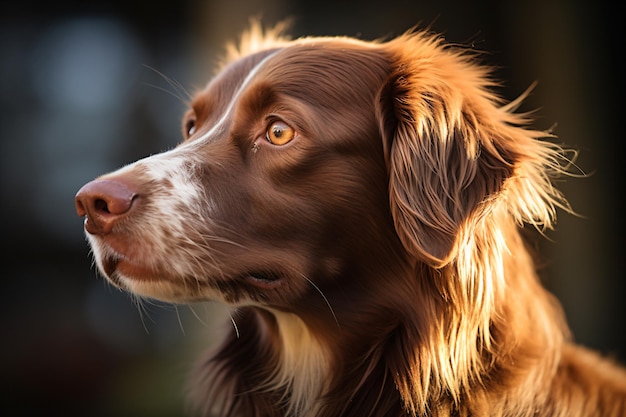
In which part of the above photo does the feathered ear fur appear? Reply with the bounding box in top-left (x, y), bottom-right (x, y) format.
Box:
top-left (377, 32), bottom-right (572, 268)
top-left (375, 33), bottom-right (574, 413)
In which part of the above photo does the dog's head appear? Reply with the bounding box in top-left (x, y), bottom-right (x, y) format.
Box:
top-left (75, 24), bottom-right (569, 312)
top-left (75, 24), bottom-right (576, 416)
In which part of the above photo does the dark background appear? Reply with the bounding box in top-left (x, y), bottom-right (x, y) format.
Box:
top-left (1, 0), bottom-right (623, 416)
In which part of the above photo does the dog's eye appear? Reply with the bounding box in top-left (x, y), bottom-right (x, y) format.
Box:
top-left (266, 121), bottom-right (295, 145)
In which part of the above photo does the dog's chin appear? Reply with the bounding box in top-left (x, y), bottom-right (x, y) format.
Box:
top-left (101, 255), bottom-right (156, 284)
top-left (113, 273), bottom-right (210, 303)
top-left (95, 256), bottom-right (198, 303)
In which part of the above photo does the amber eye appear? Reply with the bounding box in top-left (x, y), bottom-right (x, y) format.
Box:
top-left (266, 120), bottom-right (295, 145)
top-left (183, 117), bottom-right (196, 138)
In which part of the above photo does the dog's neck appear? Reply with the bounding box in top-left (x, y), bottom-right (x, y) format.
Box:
top-left (194, 218), bottom-right (568, 416)
top-left (255, 303), bottom-right (406, 417)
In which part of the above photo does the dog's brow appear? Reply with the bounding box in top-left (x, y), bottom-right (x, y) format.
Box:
top-left (182, 50), bottom-right (281, 151)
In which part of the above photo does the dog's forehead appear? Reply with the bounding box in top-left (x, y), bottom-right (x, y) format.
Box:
top-left (203, 38), bottom-right (386, 95)
top-left (263, 39), bottom-right (385, 78)
top-left (187, 39), bottom-right (389, 132)
top-left (236, 40), bottom-right (390, 111)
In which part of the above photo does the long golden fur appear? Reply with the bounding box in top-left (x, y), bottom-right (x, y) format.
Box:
top-left (76, 22), bottom-right (626, 416)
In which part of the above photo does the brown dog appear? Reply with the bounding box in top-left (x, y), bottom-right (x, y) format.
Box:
top-left (75, 24), bottom-right (626, 416)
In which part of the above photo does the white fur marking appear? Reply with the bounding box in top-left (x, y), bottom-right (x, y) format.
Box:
top-left (268, 310), bottom-right (329, 417)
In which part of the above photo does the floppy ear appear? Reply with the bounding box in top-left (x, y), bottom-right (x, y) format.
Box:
top-left (376, 35), bottom-right (519, 268)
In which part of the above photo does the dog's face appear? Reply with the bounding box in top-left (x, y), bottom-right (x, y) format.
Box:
top-left (76, 29), bottom-right (562, 319)
top-left (75, 39), bottom-right (406, 307)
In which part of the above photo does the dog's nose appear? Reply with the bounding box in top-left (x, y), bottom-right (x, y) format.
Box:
top-left (75, 178), bottom-right (137, 235)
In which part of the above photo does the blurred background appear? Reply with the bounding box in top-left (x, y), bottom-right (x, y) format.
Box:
top-left (1, 0), bottom-right (623, 415)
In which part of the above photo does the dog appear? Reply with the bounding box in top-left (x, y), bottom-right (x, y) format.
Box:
top-left (75, 23), bottom-right (626, 416)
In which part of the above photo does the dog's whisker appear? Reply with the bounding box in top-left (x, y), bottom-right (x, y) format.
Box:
top-left (174, 304), bottom-right (186, 335)
top-left (131, 295), bottom-right (153, 335)
top-left (143, 82), bottom-right (190, 105)
top-left (299, 273), bottom-right (340, 330)
top-left (202, 223), bottom-right (251, 249)
top-left (180, 244), bottom-right (230, 284)
top-left (229, 313), bottom-right (240, 339)
top-left (142, 64), bottom-right (192, 103)
top-left (195, 232), bottom-right (247, 254)
top-left (186, 303), bottom-right (210, 328)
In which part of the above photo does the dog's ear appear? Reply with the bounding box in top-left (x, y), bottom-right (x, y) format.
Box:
top-left (376, 34), bottom-right (527, 268)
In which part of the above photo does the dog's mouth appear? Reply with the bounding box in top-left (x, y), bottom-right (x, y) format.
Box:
top-left (99, 247), bottom-right (285, 296)
top-left (244, 271), bottom-right (284, 289)
top-left (101, 255), bottom-right (153, 285)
